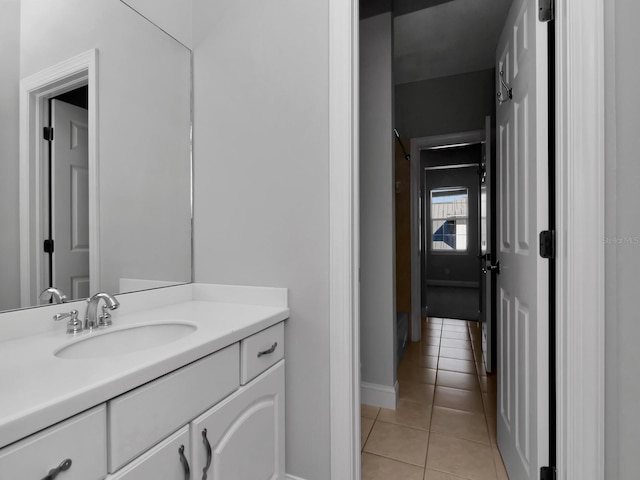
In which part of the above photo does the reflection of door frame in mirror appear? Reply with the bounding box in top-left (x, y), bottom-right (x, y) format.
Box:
top-left (19, 49), bottom-right (99, 308)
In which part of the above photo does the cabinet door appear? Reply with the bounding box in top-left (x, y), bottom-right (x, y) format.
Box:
top-left (108, 343), bottom-right (239, 471)
top-left (0, 405), bottom-right (106, 480)
top-left (191, 361), bottom-right (285, 480)
top-left (107, 426), bottom-right (191, 480)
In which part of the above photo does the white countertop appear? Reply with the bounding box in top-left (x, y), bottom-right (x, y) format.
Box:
top-left (0, 284), bottom-right (289, 449)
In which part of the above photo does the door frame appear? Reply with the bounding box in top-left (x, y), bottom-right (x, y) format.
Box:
top-left (328, 0), bottom-right (605, 479)
top-left (410, 130), bottom-right (484, 341)
top-left (19, 49), bottom-right (99, 307)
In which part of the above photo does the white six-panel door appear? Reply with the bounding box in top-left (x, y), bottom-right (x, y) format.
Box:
top-left (51, 99), bottom-right (90, 300)
top-left (495, 0), bottom-right (550, 478)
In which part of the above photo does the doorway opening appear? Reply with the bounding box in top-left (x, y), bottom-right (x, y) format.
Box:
top-left (421, 143), bottom-right (482, 323)
top-left (42, 86), bottom-right (90, 302)
top-left (19, 49), bottom-right (98, 308)
top-left (359, 0), bottom-right (552, 478)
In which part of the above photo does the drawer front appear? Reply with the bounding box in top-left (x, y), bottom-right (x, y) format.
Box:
top-left (107, 426), bottom-right (190, 480)
top-left (0, 405), bottom-right (106, 480)
top-left (240, 322), bottom-right (284, 384)
top-left (191, 361), bottom-right (285, 480)
top-left (108, 344), bottom-right (239, 472)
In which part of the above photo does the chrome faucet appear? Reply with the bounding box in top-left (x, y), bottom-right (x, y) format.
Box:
top-left (85, 292), bottom-right (120, 330)
top-left (39, 287), bottom-right (68, 304)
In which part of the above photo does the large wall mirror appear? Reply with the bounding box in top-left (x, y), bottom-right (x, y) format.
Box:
top-left (0, 0), bottom-right (192, 312)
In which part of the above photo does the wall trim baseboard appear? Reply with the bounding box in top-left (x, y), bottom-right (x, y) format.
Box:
top-left (360, 381), bottom-right (398, 409)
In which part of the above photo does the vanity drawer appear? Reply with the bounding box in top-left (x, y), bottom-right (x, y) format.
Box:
top-left (107, 426), bottom-right (190, 480)
top-left (108, 344), bottom-right (239, 472)
top-left (240, 322), bottom-right (284, 384)
top-left (0, 405), bottom-right (106, 480)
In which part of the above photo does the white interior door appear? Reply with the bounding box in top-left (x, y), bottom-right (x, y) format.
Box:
top-left (480, 115), bottom-right (493, 373)
top-left (495, 0), bottom-right (549, 478)
top-left (52, 99), bottom-right (90, 300)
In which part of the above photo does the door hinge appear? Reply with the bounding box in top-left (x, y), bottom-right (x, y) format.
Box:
top-left (539, 230), bottom-right (555, 259)
top-left (43, 126), bottom-right (54, 141)
top-left (540, 466), bottom-right (557, 480)
top-left (539, 0), bottom-right (554, 22)
top-left (43, 239), bottom-right (54, 254)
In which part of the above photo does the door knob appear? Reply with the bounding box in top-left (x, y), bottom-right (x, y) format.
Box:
top-left (482, 261), bottom-right (501, 275)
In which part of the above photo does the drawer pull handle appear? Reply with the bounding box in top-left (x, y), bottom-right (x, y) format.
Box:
top-left (41, 459), bottom-right (72, 480)
top-left (257, 342), bottom-right (278, 358)
top-left (178, 445), bottom-right (190, 480)
top-left (202, 428), bottom-right (213, 480)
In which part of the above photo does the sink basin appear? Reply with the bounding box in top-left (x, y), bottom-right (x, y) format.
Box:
top-left (54, 322), bottom-right (197, 359)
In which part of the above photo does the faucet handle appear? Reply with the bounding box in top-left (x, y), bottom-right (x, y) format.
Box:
top-left (54, 310), bottom-right (83, 335)
top-left (97, 305), bottom-right (113, 327)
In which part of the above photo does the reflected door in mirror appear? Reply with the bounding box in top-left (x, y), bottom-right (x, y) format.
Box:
top-left (50, 99), bottom-right (90, 300)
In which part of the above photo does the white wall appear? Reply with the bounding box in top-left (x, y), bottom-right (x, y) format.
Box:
top-left (605, 1), bottom-right (640, 478)
top-left (359, 13), bottom-right (397, 400)
top-left (0, 0), bottom-right (21, 311)
top-left (19, 0), bottom-right (191, 299)
top-left (191, 1), bottom-right (331, 478)
top-left (120, 0), bottom-right (192, 48)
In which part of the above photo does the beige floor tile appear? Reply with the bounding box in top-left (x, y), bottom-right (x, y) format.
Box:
top-left (424, 469), bottom-right (468, 480)
top-left (437, 357), bottom-right (478, 374)
top-left (398, 365), bottom-right (437, 385)
top-left (441, 325), bottom-right (468, 333)
top-left (419, 355), bottom-right (439, 369)
top-left (363, 421), bottom-right (430, 466)
top-left (378, 398), bottom-right (433, 430)
top-left (400, 382), bottom-right (436, 404)
top-left (426, 434), bottom-right (497, 480)
top-left (440, 330), bottom-right (469, 341)
top-left (362, 453), bottom-right (425, 480)
top-left (422, 336), bottom-right (442, 346)
top-left (434, 386), bottom-right (484, 413)
top-left (426, 317), bottom-right (444, 324)
top-left (440, 338), bottom-right (472, 350)
top-left (425, 323), bottom-right (443, 331)
top-left (430, 406), bottom-right (490, 444)
top-left (402, 347), bottom-right (440, 369)
top-left (442, 318), bottom-right (468, 326)
top-left (478, 375), bottom-right (488, 393)
top-left (492, 446), bottom-right (509, 480)
top-left (420, 344), bottom-right (441, 357)
top-left (361, 417), bottom-right (375, 450)
top-left (439, 347), bottom-right (475, 361)
top-left (361, 403), bottom-right (381, 420)
top-left (436, 371), bottom-right (480, 391)
top-left (482, 392), bottom-right (497, 417)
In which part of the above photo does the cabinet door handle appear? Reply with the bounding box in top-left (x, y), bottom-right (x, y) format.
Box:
top-left (201, 428), bottom-right (213, 480)
top-left (41, 459), bottom-right (72, 480)
top-left (178, 445), bottom-right (190, 480)
top-left (257, 342), bottom-right (278, 358)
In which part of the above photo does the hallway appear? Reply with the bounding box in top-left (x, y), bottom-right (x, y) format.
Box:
top-left (361, 317), bottom-right (509, 479)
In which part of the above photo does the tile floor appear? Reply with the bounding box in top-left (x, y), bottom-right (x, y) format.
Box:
top-left (361, 317), bottom-right (509, 480)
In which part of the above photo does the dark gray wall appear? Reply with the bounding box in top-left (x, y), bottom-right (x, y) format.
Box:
top-left (395, 68), bottom-right (495, 139)
top-left (423, 166), bottom-right (480, 284)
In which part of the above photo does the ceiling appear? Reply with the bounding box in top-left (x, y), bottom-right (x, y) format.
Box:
top-left (386, 0), bottom-right (513, 85)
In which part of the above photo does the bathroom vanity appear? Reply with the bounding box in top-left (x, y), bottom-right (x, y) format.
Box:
top-left (0, 284), bottom-right (288, 480)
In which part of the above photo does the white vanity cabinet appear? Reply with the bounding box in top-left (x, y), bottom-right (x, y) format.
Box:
top-left (0, 405), bottom-right (107, 480)
top-left (190, 361), bottom-right (285, 480)
top-left (0, 291), bottom-right (287, 480)
top-left (107, 344), bottom-right (239, 472)
top-left (106, 426), bottom-right (191, 480)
